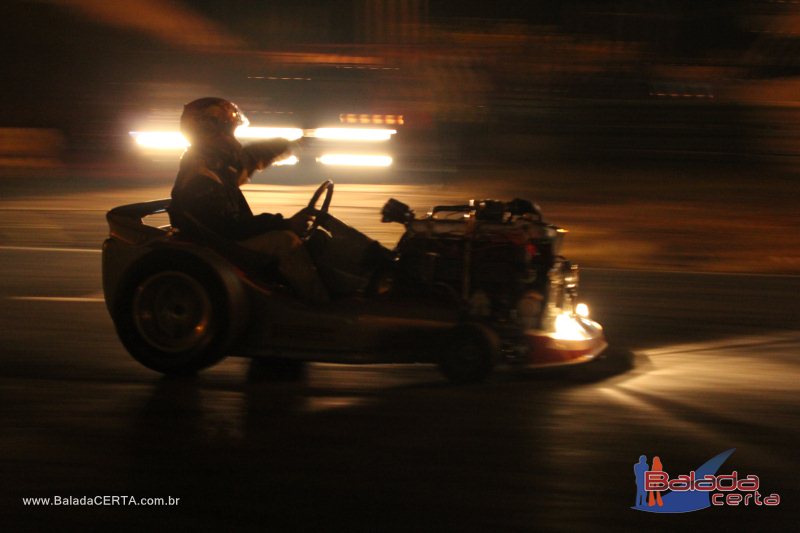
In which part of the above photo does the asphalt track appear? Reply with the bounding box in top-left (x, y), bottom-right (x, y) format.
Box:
top-left (1, 185), bottom-right (798, 531)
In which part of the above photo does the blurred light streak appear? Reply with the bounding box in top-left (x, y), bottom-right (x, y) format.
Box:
top-left (130, 131), bottom-right (188, 150)
top-left (47, 0), bottom-right (243, 51)
top-left (235, 126), bottom-right (303, 141)
top-left (272, 155), bottom-right (299, 166)
top-left (318, 154), bottom-right (393, 167)
top-left (9, 296), bottom-right (105, 303)
top-left (340, 114), bottom-right (404, 125)
top-left (311, 128), bottom-right (397, 142)
top-left (639, 333), bottom-right (799, 357)
top-left (132, 125), bottom-right (397, 151)
top-left (302, 396), bottom-right (369, 413)
top-left (0, 245), bottom-right (100, 253)
top-left (131, 127), bottom-right (304, 151)
top-left (255, 51), bottom-right (380, 65)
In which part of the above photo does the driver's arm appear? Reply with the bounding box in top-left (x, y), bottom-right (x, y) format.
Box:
top-left (244, 212), bottom-right (291, 236)
top-left (241, 139), bottom-right (291, 176)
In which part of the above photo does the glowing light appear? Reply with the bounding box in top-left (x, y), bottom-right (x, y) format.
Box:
top-left (131, 126), bottom-right (303, 151)
top-left (235, 126), bottom-right (303, 141)
top-left (576, 303), bottom-right (590, 318)
top-left (318, 154), bottom-right (393, 167)
top-left (311, 128), bottom-right (396, 142)
top-left (553, 313), bottom-right (590, 341)
top-left (339, 113), bottom-right (404, 125)
top-left (273, 155), bottom-right (298, 166)
top-left (130, 131), bottom-right (189, 150)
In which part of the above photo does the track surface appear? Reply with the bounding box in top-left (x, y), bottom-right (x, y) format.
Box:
top-left (1, 185), bottom-right (798, 531)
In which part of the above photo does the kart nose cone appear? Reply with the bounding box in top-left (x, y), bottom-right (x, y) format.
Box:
top-left (523, 314), bottom-right (607, 367)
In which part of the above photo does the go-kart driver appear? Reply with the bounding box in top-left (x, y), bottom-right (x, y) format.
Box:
top-left (169, 97), bottom-right (329, 302)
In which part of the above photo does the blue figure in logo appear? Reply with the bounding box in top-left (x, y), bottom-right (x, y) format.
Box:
top-left (634, 455), bottom-right (649, 507)
top-left (631, 449), bottom-right (737, 513)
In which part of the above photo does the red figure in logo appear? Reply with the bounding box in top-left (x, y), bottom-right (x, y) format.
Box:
top-left (649, 456), bottom-right (664, 507)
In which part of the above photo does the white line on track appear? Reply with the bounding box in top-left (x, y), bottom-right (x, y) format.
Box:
top-left (2, 246), bottom-right (797, 281)
top-left (8, 296), bottom-right (105, 303)
top-left (583, 266), bottom-right (800, 279)
top-left (0, 207), bottom-right (106, 212)
top-left (0, 247), bottom-right (795, 278)
top-left (640, 331), bottom-right (800, 356)
top-left (0, 245), bottom-right (100, 253)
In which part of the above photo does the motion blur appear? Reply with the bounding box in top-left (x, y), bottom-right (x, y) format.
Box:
top-left (2, 1), bottom-right (799, 272)
top-left (1, 2), bottom-right (799, 532)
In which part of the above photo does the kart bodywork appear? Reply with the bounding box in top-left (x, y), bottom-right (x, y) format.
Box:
top-left (102, 181), bottom-right (606, 383)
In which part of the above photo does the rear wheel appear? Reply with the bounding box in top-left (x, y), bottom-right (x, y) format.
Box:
top-left (114, 257), bottom-right (231, 375)
top-left (438, 325), bottom-right (496, 384)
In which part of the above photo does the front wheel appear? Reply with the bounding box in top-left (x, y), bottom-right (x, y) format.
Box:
top-left (113, 257), bottom-right (231, 375)
top-left (438, 325), bottom-right (496, 384)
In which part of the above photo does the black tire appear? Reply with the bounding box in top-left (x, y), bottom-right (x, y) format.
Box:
top-left (438, 325), bottom-right (496, 384)
top-left (113, 255), bottom-right (231, 375)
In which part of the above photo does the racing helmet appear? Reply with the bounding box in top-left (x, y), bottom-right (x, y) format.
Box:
top-left (180, 97), bottom-right (248, 144)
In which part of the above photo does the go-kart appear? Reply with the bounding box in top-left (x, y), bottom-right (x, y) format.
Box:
top-left (102, 180), bottom-right (606, 383)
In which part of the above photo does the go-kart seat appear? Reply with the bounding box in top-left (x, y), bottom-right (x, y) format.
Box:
top-left (167, 207), bottom-right (280, 277)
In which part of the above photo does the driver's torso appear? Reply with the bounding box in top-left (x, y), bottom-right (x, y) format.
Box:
top-left (170, 148), bottom-right (286, 240)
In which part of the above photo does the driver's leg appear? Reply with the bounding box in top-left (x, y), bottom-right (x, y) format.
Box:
top-left (239, 230), bottom-right (329, 303)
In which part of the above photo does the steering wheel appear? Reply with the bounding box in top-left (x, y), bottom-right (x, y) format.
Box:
top-left (308, 179), bottom-right (334, 214)
top-left (297, 180), bottom-right (334, 238)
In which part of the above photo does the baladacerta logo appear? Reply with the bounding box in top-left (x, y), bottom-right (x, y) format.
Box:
top-left (632, 449), bottom-right (780, 513)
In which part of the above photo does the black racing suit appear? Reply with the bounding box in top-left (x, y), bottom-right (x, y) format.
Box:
top-left (169, 138), bottom-right (290, 238)
top-left (168, 138), bottom-right (329, 302)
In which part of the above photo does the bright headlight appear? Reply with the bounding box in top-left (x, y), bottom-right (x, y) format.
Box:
top-left (553, 313), bottom-right (591, 341)
top-left (553, 313), bottom-right (586, 341)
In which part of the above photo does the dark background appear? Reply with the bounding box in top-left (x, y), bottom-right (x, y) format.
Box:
top-left (0, 3), bottom-right (798, 531)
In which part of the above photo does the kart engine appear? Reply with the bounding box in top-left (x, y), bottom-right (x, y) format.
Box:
top-left (384, 197), bottom-right (576, 329)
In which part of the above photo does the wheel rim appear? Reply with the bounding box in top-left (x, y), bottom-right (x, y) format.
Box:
top-left (133, 271), bottom-right (213, 353)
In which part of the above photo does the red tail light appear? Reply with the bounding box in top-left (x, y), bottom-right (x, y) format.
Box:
top-left (525, 242), bottom-right (538, 260)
